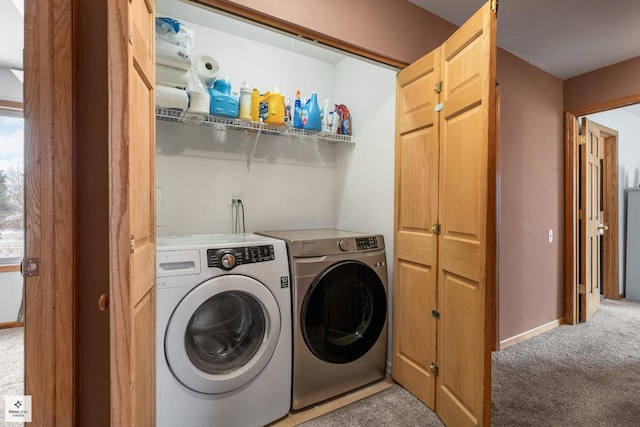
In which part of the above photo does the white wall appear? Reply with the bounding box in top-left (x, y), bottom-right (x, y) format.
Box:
top-left (334, 56), bottom-right (396, 369)
top-left (155, 13), bottom-right (344, 236)
top-left (0, 66), bottom-right (22, 103)
top-left (0, 271), bottom-right (22, 323)
top-left (155, 7), bottom-right (397, 241)
top-left (587, 108), bottom-right (640, 294)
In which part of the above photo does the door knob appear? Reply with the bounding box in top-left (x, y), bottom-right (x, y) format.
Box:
top-left (98, 294), bottom-right (109, 311)
top-left (598, 223), bottom-right (609, 235)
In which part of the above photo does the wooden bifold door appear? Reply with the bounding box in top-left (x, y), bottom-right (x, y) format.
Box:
top-left (392, 1), bottom-right (497, 426)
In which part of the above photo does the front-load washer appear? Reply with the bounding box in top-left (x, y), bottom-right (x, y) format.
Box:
top-left (156, 233), bottom-right (291, 427)
top-left (256, 229), bottom-right (388, 410)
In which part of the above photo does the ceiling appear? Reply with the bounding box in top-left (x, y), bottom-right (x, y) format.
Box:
top-left (3, 0), bottom-right (640, 80)
top-left (409, 0), bottom-right (640, 80)
top-left (1, 0), bottom-right (639, 115)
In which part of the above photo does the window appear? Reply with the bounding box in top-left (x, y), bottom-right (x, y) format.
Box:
top-left (0, 107), bottom-right (24, 264)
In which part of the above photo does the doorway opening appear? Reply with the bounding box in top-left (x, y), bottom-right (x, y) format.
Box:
top-left (0, 102), bottom-right (25, 414)
top-left (565, 99), bottom-right (640, 324)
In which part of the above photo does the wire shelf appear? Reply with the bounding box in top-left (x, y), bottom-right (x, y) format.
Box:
top-left (155, 108), bottom-right (355, 144)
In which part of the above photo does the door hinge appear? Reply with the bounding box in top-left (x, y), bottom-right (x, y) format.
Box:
top-left (491, 0), bottom-right (499, 14)
top-left (578, 135), bottom-right (586, 146)
top-left (578, 283), bottom-right (586, 294)
top-left (431, 309), bottom-right (440, 319)
top-left (130, 235), bottom-right (135, 254)
top-left (430, 363), bottom-right (440, 376)
top-left (432, 223), bottom-right (441, 234)
top-left (434, 81), bottom-right (442, 94)
top-left (21, 257), bottom-right (40, 277)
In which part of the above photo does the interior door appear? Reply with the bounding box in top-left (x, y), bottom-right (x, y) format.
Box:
top-left (392, 48), bottom-right (440, 408)
top-left (437, 4), bottom-right (497, 426)
top-left (109, 0), bottom-right (156, 425)
top-left (392, 1), bottom-right (497, 425)
top-left (579, 118), bottom-right (603, 322)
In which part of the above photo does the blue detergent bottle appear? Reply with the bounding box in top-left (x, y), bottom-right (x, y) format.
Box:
top-left (293, 90), bottom-right (303, 129)
top-left (209, 73), bottom-right (239, 118)
top-left (302, 92), bottom-right (322, 131)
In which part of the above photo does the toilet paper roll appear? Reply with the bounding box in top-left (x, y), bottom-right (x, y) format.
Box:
top-left (156, 64), bottom-right (190, 89)
top-left (192, 54), bottom-right (220, 86)
top-left (156, 85), bottom-right (189, 111)
top-left (188, 90), bottom-right (210, 114)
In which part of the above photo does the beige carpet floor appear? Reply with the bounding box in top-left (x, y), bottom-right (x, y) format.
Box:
top-left (0, 326), bottom-right (23, 427)
top-left (300, 298), bottom-right (640, 426)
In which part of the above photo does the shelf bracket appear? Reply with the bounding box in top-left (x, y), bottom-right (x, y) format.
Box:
top-left (247, 129), bottom-right (261, 171)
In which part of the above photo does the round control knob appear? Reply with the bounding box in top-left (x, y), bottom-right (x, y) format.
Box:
top-left (338, 239), bottom-right (349, 251)
top-left (220, 252), bottom-right (237, 270)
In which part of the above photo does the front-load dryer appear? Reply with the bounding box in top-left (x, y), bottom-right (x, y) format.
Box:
top-left (256, 229), bottom-right (388, 410)
top-left (156, 234), bottom-right (291, 427)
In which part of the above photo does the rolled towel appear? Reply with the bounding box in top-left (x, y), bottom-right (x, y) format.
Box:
top-left (156, 85), bottom-right (189, 111)
top-left (156, 64), bottom-right (190, 89)
top-left (156, 42), bottom-right (192, 71)
top-left (188, 90), bottom-right (210, 114)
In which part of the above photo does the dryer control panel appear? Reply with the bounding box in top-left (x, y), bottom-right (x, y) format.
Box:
top-left (356, 237), bottom-right (379, 250)
top-left (207, 245), bottom-right (275, 270)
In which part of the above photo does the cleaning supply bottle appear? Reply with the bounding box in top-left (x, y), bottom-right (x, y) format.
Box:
top-left (285, 97), bottom-right (292, 125)
top-left (302, 92), bottom-right (322, 131)
top-left (238, 81), bottom-right (252, 120)
top-left (209, 73), bottom-right (239, 118)
top-left (293, 90), bottom-right (303, 129)
top-left (259, 86), bottom-right (285, 126)
top-left (250, 88), bottom-right (260, 122)
top-left (321, 99), bottom-right (330, 131)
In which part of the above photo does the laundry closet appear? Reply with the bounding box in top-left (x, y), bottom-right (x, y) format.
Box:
top-left (154, 0), bottom-right (397, 261)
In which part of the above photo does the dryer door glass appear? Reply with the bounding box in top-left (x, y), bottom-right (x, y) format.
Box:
top-left (302, 260), bottom-right (387, 364)
top-left (185, 291), bottom-right (265, 374)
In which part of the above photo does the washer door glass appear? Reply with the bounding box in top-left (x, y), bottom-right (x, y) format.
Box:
top-left (165, 275), bottom-right (281, 394)
top-left (185, 291), bottom-right (265, 374)
top-left (302, 260), bottom-right (387, 364)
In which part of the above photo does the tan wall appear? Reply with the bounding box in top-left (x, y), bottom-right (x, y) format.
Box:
top-left (216, 0), bottom-right (458, 64)
top-left (564, 56), bottom-right (640, 112)
top-left (496, 49), bottom-right (565, 341)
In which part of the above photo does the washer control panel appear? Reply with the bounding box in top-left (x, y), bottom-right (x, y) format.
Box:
top-left (207, 245), bottom-right (275, 270)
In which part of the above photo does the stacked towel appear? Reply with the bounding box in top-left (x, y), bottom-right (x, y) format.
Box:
top-left (154, 17), bottom-right (216, 115)
top-left (155, 17), bottom-right (193, 112)
top-left (156, 64), bottom-right (190, 89)
top-left (156, 17), bottom-right (193, 69)
top-left (156, 42), bottom-right (192, 71)
top-left (156, 85), bottom-right (189, 111)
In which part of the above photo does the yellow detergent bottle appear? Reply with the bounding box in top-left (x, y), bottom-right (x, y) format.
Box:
top-left (259, 86), bottom-right (285, 126)
top-left (251, 88), bottom-right (260, 122)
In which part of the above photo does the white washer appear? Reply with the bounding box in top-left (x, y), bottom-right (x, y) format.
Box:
top-left (156, 234), bottom-right (291, 427)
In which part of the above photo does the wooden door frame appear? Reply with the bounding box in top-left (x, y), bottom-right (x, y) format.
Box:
top-left (24, 0), bottom-right (75, 423)
top-left (564, 95), bottom-right (640, 324)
